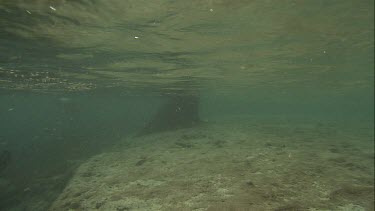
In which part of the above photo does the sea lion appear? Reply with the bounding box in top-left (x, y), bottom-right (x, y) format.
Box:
top-left (0, 150), bottom-right (11, 173)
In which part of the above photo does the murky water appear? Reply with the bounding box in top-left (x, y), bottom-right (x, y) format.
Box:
top-left (0, 1), bottom-right (373, 210)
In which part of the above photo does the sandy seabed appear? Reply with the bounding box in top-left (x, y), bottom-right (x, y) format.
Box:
top-left (50, 120), bottom-right (374, 211)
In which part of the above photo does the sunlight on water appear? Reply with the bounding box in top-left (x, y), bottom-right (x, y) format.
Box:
top-left (0, 0), bottom-right (373, 94)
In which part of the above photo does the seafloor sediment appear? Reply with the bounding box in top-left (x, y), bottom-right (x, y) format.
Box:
top-left (49, 120), bottom-right (374, 211)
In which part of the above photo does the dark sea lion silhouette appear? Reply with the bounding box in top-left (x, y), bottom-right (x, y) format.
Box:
top-left (0, 150), bottom-right (11, 173)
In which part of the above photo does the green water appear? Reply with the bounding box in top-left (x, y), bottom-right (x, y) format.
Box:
top-left (0, 1), bottom-right (373, 210)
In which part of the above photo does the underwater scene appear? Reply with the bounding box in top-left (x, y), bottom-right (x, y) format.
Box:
top-left (0, 0), bottom-right (374, 210)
